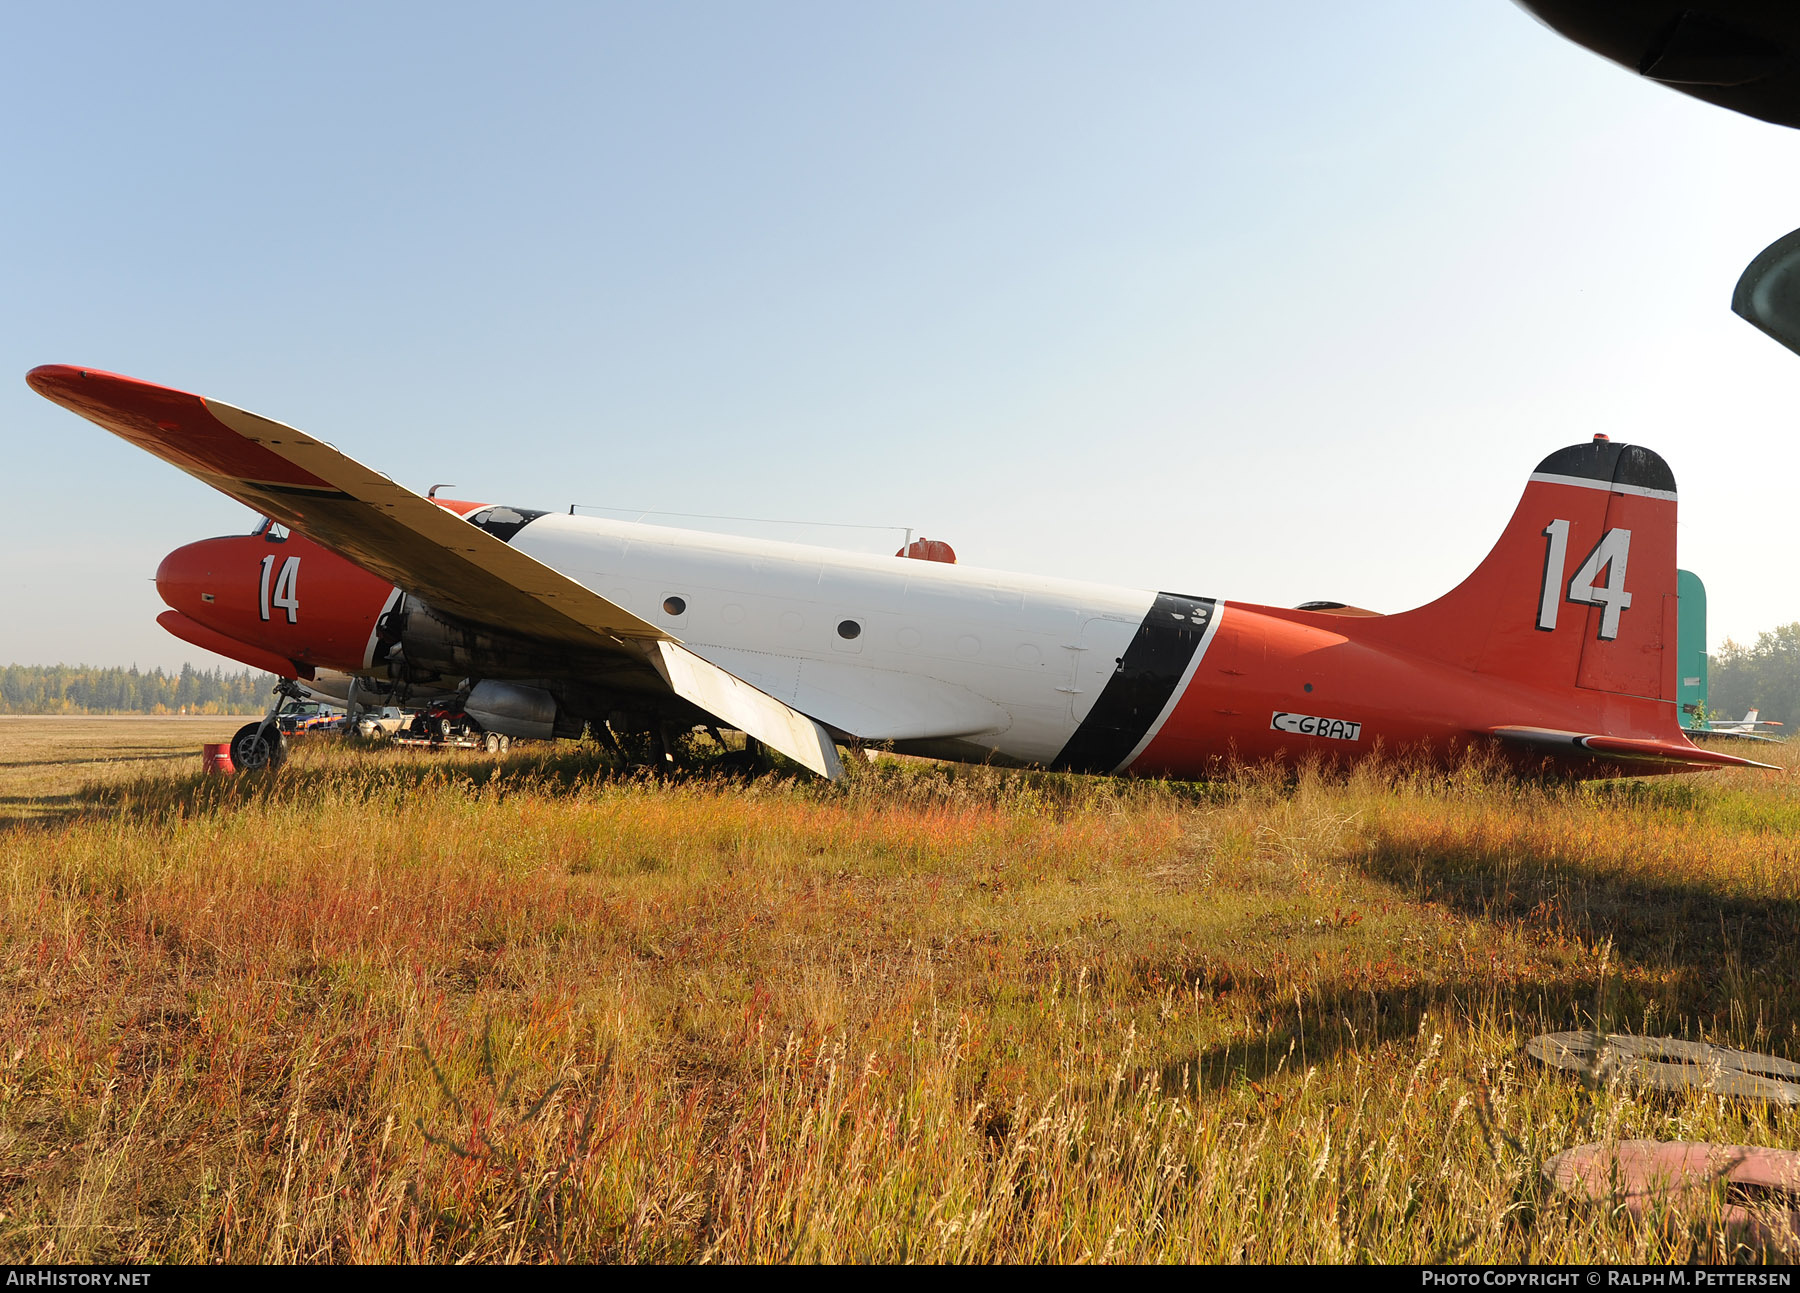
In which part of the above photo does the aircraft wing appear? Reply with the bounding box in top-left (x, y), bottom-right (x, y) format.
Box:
top-left (27, 364), bottom-right (845, 778)
top-left (1489, 726), bottom-right (1779, 771)
top-left (29, 365), bottom-right (665, 649)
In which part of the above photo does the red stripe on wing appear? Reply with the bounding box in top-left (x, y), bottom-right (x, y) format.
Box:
top-left (26, 365), bottom-right (334, 491)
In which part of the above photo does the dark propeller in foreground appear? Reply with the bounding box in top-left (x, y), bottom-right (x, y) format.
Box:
top-left (1514, 1), bottom-right (1800, 129)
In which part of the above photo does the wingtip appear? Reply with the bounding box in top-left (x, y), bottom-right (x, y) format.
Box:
top-left (26, 364), bottom-right (195, 408)
top-left (25, 364), bottom-right (82, 398)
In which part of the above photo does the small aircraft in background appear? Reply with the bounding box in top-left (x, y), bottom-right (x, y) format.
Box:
top-left (1699, 708), bottom-right (1787, 741)
top-left (27, 365), bottom-right (1776, 781)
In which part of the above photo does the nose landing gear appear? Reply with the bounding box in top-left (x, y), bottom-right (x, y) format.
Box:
top-left (229, 721), bottom-right (286, 770)
top-left (230, 678), bottom-right (303, 771)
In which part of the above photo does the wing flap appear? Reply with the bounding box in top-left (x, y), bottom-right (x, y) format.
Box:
top-left (656, 642), bottom-right (844, 780)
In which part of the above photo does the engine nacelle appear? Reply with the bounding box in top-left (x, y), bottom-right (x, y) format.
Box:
top-left (387, 595), bottom-right (595, 682)
top-left (463, 680), bottom-right (557, 740)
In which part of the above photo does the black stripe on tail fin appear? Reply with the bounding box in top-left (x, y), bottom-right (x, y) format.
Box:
top-left (1530, 440), bottom-right (1676, 496)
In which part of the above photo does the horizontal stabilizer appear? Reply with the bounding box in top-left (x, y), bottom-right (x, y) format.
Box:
top-left (1490, 726), bottom-right (1778, 771)
top-left (655, 641), bottom-right (844, 780)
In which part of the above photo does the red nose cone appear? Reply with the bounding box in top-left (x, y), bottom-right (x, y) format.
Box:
top-left (152, 530), bottom-right (396, 674)
top-left (155, 539), bottom-right (215, 619)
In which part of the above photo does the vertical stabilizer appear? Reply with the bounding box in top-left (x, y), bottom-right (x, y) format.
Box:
top-left (1361, 437), bottom-right (1678, 706)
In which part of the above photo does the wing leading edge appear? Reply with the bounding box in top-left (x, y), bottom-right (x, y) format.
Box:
top-left (28, 365), bottom-right (664, 649)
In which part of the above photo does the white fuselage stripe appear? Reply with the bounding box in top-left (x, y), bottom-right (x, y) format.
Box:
top-left (362, 586), bottom-right (403, 670)
top-left (1527, 472), bottom-right (1676, 501)
top-left (1109, 601), bottom-right (1228, 774)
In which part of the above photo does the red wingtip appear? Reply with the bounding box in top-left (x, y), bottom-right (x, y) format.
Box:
top-left (25, 364), bottom-right (333, 491)
top-left (24, 363), bottom-right (67, 395)
top-left (27, 364), bottom-right (91, 402)
top-left (27, 364), bottom-right (193, 401)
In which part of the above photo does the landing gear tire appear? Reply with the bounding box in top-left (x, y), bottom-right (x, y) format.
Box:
top-left (484, 732), bottom-right (502, 754)
top-left (498, 735), bottom-right (511, 754)
top-left (230, 722), bottom-right (286, 772)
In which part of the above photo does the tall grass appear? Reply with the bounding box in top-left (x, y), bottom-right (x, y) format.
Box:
top-left (0, 735), bottom-right (1795, 1261)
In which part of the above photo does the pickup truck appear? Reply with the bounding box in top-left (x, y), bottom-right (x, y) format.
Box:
top-left (355, 707), bottom-right (411, 739)
top-left (276, 703), bottom-right (347, 735)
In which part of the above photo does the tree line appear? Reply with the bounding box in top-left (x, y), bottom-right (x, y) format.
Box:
top-left (0, 664), bottom-right (275, 714)
top-left (1708, 623), bottom-right (1800, 727)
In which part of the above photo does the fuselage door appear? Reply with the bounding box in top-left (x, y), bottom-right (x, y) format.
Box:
top-left (1067, 615), bottom-right (1141, 722)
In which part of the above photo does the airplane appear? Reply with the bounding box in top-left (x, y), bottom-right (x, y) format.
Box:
top-left (1700, 708), bottom-right (1787, 740)
top-left (1512, 1), bottom-right (1800, 130)
top-left (25, 364), bottom-right (1777, 782)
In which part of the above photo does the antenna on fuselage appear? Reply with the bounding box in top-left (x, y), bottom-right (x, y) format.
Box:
top-left (566, 503), bottom-right (915, 549)
top-left (427, 484), bottom-right (454, 499)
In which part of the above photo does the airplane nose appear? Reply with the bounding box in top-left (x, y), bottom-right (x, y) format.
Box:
top-left (152, 527), bottom-right (398, 674)
top-left (155, 539), bottom-right (223, 619)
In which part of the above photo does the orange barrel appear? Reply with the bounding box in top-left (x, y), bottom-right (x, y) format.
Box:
top-left (201, 743), bottom-right (236, 774)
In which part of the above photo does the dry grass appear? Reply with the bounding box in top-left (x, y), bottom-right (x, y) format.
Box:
top-left (0, 723), bottom-right (1796, 1262)
top-left (0, 716), bottom-right (254, 824)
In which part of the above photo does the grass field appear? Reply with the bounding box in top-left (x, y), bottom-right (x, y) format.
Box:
top-left (0, 719), bottom-right (1796, 1263)
top-left (0, 716), bottom-right (256, 825)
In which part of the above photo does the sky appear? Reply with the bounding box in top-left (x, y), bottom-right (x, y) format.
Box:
top-left (3, 1), bottom-right (1798, 672)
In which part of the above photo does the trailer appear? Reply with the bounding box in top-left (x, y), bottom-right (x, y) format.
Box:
top-left (391, 705), bottom-right (516, 753)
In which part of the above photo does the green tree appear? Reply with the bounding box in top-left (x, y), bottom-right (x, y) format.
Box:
top-left (0, 664), bottom-right (275, 714)
top-left (1710, 622), bottom-right (1800, 727)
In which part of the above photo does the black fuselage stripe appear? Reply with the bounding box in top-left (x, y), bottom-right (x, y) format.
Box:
top-left (1051, 593), bottom-right (1215, 774)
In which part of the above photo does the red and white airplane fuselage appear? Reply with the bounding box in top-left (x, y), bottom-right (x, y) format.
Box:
top-left (32, 364), bottom-right (1771, 779)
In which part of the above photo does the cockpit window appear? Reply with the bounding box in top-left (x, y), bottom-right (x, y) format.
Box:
top-left (467, 506), bottom-right (547, 544)
top-left (251, 518), bottom-right (291, 542)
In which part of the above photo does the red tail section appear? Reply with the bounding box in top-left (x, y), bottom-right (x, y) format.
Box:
top-left (1361, 437), bottom-right (1678, 707)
